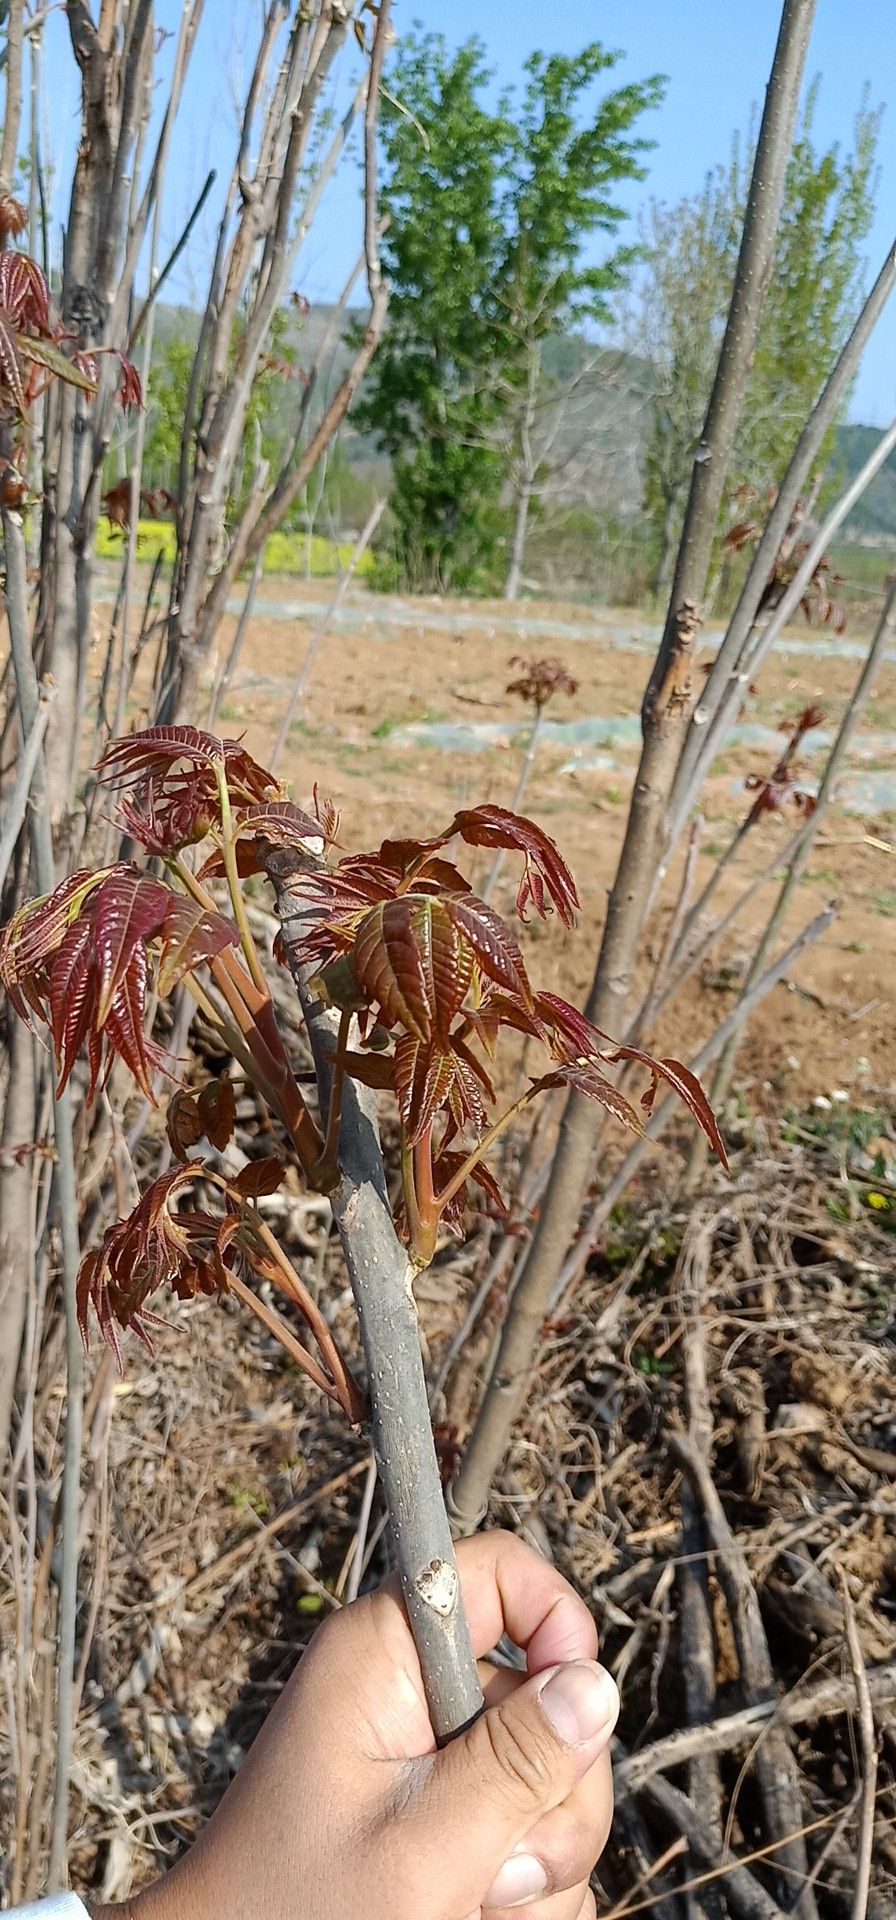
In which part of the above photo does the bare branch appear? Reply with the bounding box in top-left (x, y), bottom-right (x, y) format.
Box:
top-left (615, 1663), bottom-right (896, 1796)
top-left (269, 496), bottom-right (387, 771)
top-left (451, 0), bottom-right (817, 1533)
top-left (268, 851), bottom-right (484, 1744)
top-left (0, 0), bottom-right (23, 193)
top-left (2, 504), bottom-right (83, 1889)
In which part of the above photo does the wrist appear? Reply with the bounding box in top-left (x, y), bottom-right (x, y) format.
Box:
top-left (85, 1879), bottom-right (186, 1920)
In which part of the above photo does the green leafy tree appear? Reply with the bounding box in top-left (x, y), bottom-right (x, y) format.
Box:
top-left (356, 35), bottom-right (510, 591)
top-left (359, 33), bottom-right (663, 593)
top-left (633, 84), bottom-right (881, 593)
top-left (497, 48), bottom-right (663, 596)
top-left (139, 308), bottom-right (298, 511)
top-left (141, 331), bottom-right (195, 489)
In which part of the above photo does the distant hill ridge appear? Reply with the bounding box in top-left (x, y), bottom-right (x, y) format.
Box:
top-left (148, 300), bottom-right (896, 543)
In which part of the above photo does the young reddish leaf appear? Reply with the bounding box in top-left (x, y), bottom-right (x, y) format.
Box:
top-left (0, 869), bottom-right (108, 1004)
top-left (166, 1090), bottom-right (204, 1162)
top-left (98, 729), bottom-right (284, 853)
top-left (507, 655), bottom-right (578, 709)
top-left (97, 725), bottom-right (227, 785)
top-left (0, 251), bottom-right (51, 330)
top-left (76, 1164), bottom-right (232, 1356)
top-left (103, 943), bottom-right (165, 1099)
top-left (445, 895), bottom-right (532, 1003)
top-left (448, 806), bottom-right (579, 926)
top-left (197, 1078), bottom-right (237, 1151)
top-left (608, 1046), bottom-right (729, 1168)
top-left (432, 1150), bottom-right (507, 1237)
top-left (156, 898), bottom-right (238, 995)
top-left (723, 518), bottom-right (759, 553)
top-left (392, 1037), bottom-right (457, 1145)
top-left (116, 784), bottom-right (217, 855)
top-left (354, 896), bottom-right (472, 1042)
top-left (115, 349), bottom-right (143, 411)
top-left (339, 1049), bottom-right (396, 1092)
top-left (467, 1159), bottom-right (508, 1214)
top-left (94, 869), bottom-right (171, 1026)
top-left (460, 996), bottom-right (502, 1059)
top-left (451, 1046), bottom-right (487, 1136)
top-left (534, 989), bottom-right (604, 1061)
top-left (0, 197), bottom-right (28, 240)
top-left (393, 1033), bottom-right (421, 1131)
top-left (540, 1061), bottom-right (645, 1137)
top-left (413, 1049), bottom-right (457, 1142)
top-left (231, 1156), bottom-right (286, 1198)
top-left (0, 309), bottom-right (27, 410)
top-left (452, 1032), bottom-right (496, 1108)
top-left (47, 919), bottom-right (96, 1093)
top-left (312, 785), bottom-right (341, 841)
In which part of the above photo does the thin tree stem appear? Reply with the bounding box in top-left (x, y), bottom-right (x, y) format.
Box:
top-left (270, 498), bottom-right (386, 773)
top-left (450, 0), bottom-right (817, 1535)
top-left (483, 704), bottom-right (545, 903)
top-left (269, 850), bottom-right (483, 1743)
top-left (2, 504), bottom-right (83, 1887)
top-left (683, 569), bottom-right (896, 1190)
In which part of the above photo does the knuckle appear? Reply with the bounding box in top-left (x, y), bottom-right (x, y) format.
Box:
top-left (482, 1701), bottom-right (559, 1805)
top-left (545, 1806), bottom-right (603, 1891)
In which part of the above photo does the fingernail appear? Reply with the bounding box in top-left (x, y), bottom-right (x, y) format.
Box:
top-left (483, 1852), bottom-right (549, 1909)
top-left (538, 1663), bottom-right (619, 1747)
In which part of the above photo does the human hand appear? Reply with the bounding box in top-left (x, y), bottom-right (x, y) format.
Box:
top-left (120, 1529), bottom-right (619, 1920)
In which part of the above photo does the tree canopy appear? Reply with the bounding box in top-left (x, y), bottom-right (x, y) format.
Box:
top-left (357, 32), bottom-right (664, 591)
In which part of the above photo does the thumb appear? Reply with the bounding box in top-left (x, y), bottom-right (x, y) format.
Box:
top-left (405, 1661), bottom-right (618, 1899)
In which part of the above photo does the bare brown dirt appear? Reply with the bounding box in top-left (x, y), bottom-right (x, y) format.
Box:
top-left (193, 580), bottom-right (896, 1112)
top-left (4, 576), bottom-right (895, 1914)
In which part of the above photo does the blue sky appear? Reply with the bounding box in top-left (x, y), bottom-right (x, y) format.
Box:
top-left (42, 0), bottom-right (895, 422)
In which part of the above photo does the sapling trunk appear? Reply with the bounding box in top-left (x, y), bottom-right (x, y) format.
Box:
top-left (550, 905), bottom-right (835, 1312)
top-left (682, 569), bottom-right (896, 1192)
top-left (269, 497), bottom-right (387, 773)
top-left (667, 227), bottom-right (896, 849)
top-left (483, 704), bottom-right (546, 903)
top-left (449, 0), bottom-right (816, 1533)
top-left (270, 856), bottom-right (484, 1743)
top-left (2, 504), bottom-right (84, 1884)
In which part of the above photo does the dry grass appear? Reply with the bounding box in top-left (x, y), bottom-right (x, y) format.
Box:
top-left (2, 1102), bottom-right (894, 1915)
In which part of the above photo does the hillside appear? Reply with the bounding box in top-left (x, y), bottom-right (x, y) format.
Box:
top-left (832, 422), bottom-right (896, 542)
top-left (142, 302), bottom-right (896, 548)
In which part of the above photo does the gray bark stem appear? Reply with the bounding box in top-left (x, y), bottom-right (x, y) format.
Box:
top-left (270, 497), bottom-right (387, 773)
top-left (268, 854), bottom-right (483, 1743)
top-left (2, 505), bottom-right (84, 1885)
top-left (684, 567), bottom-right (896, 1191)
top-left (449, 0), bottom-right (816, 1532)
top-left (667, 231), bottom-right (896, 848)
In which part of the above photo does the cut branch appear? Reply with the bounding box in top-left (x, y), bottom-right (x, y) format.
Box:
top-left (616, 1662), bottom-right (896, 1797)
top-left (268, 849), bottom-right (483, 1745)
top-left (670, 1429), bottom-right (819, 1917)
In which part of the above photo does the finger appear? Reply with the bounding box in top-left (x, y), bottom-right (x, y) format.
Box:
top-left (453, 1531), bottom-right (599, 1671)
top-left (485, 1878), bottom-right (597, 1920)
top-left (483, 1749), bottom-right (613, 1909)
top-left (396, 1659), bottom-right (618, 1908)
top-left (303, 1532), bottom-right (601, 1768)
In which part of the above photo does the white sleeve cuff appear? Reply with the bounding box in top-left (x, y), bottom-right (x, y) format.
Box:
top-left (10, 1896), bottom-right (91, 1920)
